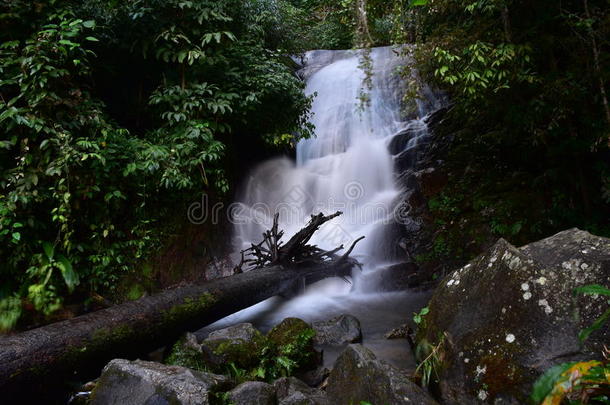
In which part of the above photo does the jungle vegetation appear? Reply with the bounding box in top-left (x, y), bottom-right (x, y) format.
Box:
top-left (1, 0), bottom-right (609, 331)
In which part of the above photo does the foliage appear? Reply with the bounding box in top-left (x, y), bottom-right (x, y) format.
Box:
top-left (413, 306), bottom-right (429, 325)
top-left (165, 335), bottom-right (210, 372)
top-left (412, 305), bottom-right (445, 389)
top-left (573, 284), bottom-right (610, 343)
top-left (0, 0), bottom-right (314, 330)
top-left (414, 334), bottom-right (446, 389)
top-left (248, 328), bottom-right (316, 381)
top-left (531, 359), bottom-right (609, 405)
top-left (423, 0), bottom-right (608, 240)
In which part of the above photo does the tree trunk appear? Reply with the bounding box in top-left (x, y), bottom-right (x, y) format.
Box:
top-left (0, 259), bottom-right (357, 400)
top-left (583, 0), bottom-right (610, 143)
top-left (501, 5), bottom-right (512, 42)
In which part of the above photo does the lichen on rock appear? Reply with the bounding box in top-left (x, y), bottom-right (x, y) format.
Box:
top-left (420, 229), bottom-right (610, 404)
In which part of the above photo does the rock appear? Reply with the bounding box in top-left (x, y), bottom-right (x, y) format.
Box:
top-left (295, 366), bottom-right (331, 387)
top-left (421, 229), bottom-right (610, 404)
top-left (267, 318), bottom-right (312, 346)
top-left (414, 167), bottom-right (447, 198)
top-left (202, 323), bottom-right (265, 368)
top-left (90, 359), bottom-right (231, 405)
top-left (267, 318), bottom-right (321, 370)
top-left (356, 261), bottom-right (434, 292)
top-left (382, 262), bottom-right (425, 291)
top-left (228, 381), bottom-right (276, 405)
top-left (274, 377), bottom-right (330, 405)
top-left (312, 314), bottom-right (362, 346)
top-left (423, 106), bottom-right (449, 129)
top-left (205, 323), bottom-right (261, 345)
top-left (326, 344), bottom-right (439, 405)
top-left (167, 332), bottom-right (225, 370)
top-left (385, 323), bottom-right (412, 339)
top-left (166, 332), bottom-right (204, 370)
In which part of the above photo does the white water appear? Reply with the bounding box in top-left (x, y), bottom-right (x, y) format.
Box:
top-left (234, 47), bottom-right (415, 267)
top-left (202, 47), bottom-right (442, 367)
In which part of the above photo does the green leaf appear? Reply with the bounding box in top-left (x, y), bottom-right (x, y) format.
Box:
top-left (58, 40), bottom-right (77, 47)
top-left (82, 20), bottom-right (96, 28)
top-left (276, 356), bottom-right (296, 370)
top-left (578, 307), bottom-right (610, 342)
top-left (11, 232), bottom-right (20, 241)
top-left (574, 284), bottom-right (610, 297)
top-left (42, 242), bottom-right (55, 260)
top-left (410, 0), bottom-right (428, 6)
top-left (85, 36), bottom-right (99, 42)
top-left (57, 255), bottom-right (79, 292)
top-left (530, 362), bottom-right (575, 404)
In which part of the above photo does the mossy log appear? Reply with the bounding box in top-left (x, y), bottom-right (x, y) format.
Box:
top-left (0, 259), bottom-right (357, 399)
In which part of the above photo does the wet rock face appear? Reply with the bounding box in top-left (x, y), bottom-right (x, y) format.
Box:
top-left (90, 359), bottom-right (231, 405)
top-left (312, 314), bottom-right (362, 346)
top-left (326, 344), bottom-right (439, 405)
top-left (228, 381), bottom-right (276, 405)
top-left (422, 229), bottom-right (610, 404)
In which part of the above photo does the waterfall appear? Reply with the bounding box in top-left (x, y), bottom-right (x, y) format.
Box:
top-left (235, 47), bottom-right (431, 266)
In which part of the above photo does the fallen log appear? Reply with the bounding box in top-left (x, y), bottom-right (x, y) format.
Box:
top-left (0, 259), bottom-right (358, 399)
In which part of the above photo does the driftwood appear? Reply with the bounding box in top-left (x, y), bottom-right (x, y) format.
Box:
top-left (235, 211), bottom-right (365, 271)
top-left (0, 213), bottom-right (362, 400)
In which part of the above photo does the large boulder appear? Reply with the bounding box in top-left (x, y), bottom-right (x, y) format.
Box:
top-left (312, 314), bottom-right (362, 346)
top-left (228, 381), bottom-right (276, 405)
top-left (90, 359), bottom-right (231, 405)
top-left (421, 229), bottom-right (610, 404)
top-left (326, 344), bottom-right (439, 405)
top-left (274, 377), bottom-right (330, 405)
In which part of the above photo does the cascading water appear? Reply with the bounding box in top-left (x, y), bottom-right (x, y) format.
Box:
top-left (236, 47), bottom-right (415, 265)
top-left (201, 46), bottom-right (444, 368)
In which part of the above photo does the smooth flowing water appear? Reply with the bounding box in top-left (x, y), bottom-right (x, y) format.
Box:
top-left (200, 46), bottom-right (442, 369)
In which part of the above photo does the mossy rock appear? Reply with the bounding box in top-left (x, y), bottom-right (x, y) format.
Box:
top-left (165, 333), bottom-right (208, 371)
top-left (267, 317), bottom-right (320, 370)
top-left (202, 323), bottom-right (266, 370)
top-left (267, 317), bottom-right (312, 347)
top-left (420, 229), bottom-right (610, 404)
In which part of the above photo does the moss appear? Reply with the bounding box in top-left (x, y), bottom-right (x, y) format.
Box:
top-left (126, 284), bottom-right (145, 301)
top-left (162, 292), bottom-right (217, 325)
top-left (199, 319), bottom-right (318, 382)
top-left (266, 318), bottom-right (318, 372)
top-left (267, 317), bottom-right (311, 347)
top-left (165, 337), bottom-right (208, 371)
top-left (207, 331), bottom-right (266, 369)
top-left (91, 324), bottom-right (134, 347)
